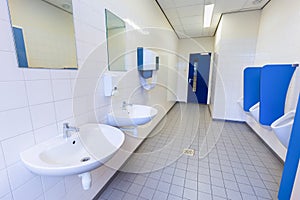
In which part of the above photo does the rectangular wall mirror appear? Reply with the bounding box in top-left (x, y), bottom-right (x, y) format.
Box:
top-left (7, 0), bottom-right (78, 69)
top-left (105, 9), bottom-right (126, 71)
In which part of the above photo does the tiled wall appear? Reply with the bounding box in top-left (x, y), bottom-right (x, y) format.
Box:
top-left (0, 0), bottom-right (178, 199)
top-left (210, 10), bottom-right (261, 121)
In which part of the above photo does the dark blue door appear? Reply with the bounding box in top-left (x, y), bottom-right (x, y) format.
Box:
top-left (187, 53), bottom-right (211, 104)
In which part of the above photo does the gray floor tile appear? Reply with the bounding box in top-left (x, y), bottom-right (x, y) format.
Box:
top-left (170, 184), bottom-right (184, 197)
top-left (139, 187), bottom-right (155, 199)
top-left (183, 188), bottom-right (197, 200)
top-left (226, 189), bottom-right (242, 200)
top-left (198, 192), bottom-right (213, 200)
top-left (153, 190), bottom-right (168, 200)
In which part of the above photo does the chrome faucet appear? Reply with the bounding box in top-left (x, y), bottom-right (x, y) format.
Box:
top-left (122, 101), bottom-right (132, 110)
top-left (63, 123), bottom-right (79, 139)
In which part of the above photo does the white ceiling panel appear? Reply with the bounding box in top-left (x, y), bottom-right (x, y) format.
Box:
top-left (177, 5), bottom-right (204, 17)
top-left (164, 8), bottom-right (179, 19)
top-left (169, 17), bottom-right (182, 26)
top-left (158, 0), bottom-right (177, 9)
top-left (180, 16), bottom-right (203, 25)
top-left (173, 0), bottom-right (204, 8)
top-left (157, 0), bottom-right (270, 38)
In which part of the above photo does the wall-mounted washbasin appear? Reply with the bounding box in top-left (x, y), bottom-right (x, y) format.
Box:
top-left (20, 124), bottom-right (124, 189)
top-left (107, 104), bottom-right (158, 127)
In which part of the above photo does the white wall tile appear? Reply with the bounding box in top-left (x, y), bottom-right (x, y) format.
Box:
top-left (2, 132), bottom-right (35, 166)
top-left (54, 99), bottom-right (73, 121)
top-left (0, 20), bottom-right (15, 52)
top-left (26, 80), bottom-right (53, 105)
top-left (30, 103), bottom-right (56, 130)
top-left (35, 195), bottom-right (45, 200)
top-left (50, 70), bottom-right (71, 80)
top-left (0, 0), bottom-right (9, 21)
top-left (34, 124), bottom-right (58, 144)
top-left (69, 70), bottom-right (78, 79)
top-left (12, 177), bottom-right (43, 200)
top-left (0, 145), bottom-right (5, 170)
top-left (76, 2), bottom-right (105, 30)
top-left (0, 51), bottom-right (23, 81)
top-left (0, 193), bottom-right (13, 200)
top-left (0, 108), bottom-right (32, 141)
top-left (23, 69), bottom-right (51, 81)
top-left (7, 162), bottom-right (35, 190)
top-left (0, 169), bottom-right (10, 198)
top-left (52, 80), bottom-right (72, 101)
top-left (0, 82), bottom-right (28, 112)
top-left (44, 180), bottom-right (66, 200)
top-left (41, 176), bottom-right (63, 192)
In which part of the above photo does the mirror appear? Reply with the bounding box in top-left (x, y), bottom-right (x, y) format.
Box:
top-left (8, 0), bottom-right (78, 69)
top-left (105, 9), bottom-right (126, 71)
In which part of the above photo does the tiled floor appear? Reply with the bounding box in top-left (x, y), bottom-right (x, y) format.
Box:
top-left (98, 103), bottom-right (283, 200)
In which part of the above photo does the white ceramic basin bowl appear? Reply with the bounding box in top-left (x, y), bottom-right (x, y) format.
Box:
top-left (20, 124), bottom-right (125, 176)
top-left (107, 105), bottom-right (158, 127)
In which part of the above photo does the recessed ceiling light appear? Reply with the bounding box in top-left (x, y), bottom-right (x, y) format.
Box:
top-left (204, 4), bottom-right (214, 28)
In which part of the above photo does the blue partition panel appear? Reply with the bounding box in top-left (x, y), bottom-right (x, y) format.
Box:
top-left (12, 27), bottom-right (28, 68)
top-left (243, 67), bottom-right (261, 111)
top-left (278, 94), bottom-right (300, 200)
top-left (259, 64), bottom-right (296, 125)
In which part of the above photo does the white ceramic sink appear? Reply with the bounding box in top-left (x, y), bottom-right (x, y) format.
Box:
top-left (20, 124), bottom-right (125, 177)
top-left (107, 104), bottom-right (158, 127)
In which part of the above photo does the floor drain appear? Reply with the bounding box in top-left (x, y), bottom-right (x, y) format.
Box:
top-left (183, 149), bottom-right (195, 156)
top-left (80, 157), bottom-right (90, 162)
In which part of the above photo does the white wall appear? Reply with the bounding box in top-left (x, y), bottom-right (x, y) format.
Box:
top-left (176, 37), bottom-right (214, 102)
top-left (8, 0), bottom-right (77, 68)
top-left (210, 10), bottom-right (261, 121)
top-left (0, 0), bottom-right (178, 199)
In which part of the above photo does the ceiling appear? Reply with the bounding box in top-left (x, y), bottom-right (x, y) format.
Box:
top-left (156, 0), bottom-right (270, 38)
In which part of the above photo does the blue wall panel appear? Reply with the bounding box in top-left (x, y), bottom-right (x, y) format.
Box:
top-left (278, 94), bottom-right (300, 199)
top-left (259, 64), bottom-right (296, 125)
top-left (243, 67), bottom-right (261, 111)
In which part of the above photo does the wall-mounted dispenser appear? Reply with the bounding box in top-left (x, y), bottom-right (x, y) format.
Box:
top-left (137, 47), bottom-right (159, 90)
top-left (103, 72), bottom-right (120, 96)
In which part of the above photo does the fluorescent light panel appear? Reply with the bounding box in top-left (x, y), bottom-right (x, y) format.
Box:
top-left (204, 4), bottom-right (214, 28)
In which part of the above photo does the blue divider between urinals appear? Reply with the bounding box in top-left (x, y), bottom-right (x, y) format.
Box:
top-left (278, 94), bottom-right (300, 200)
top-left (259, 64), bottom-right (296, 126)
top-left (243, 67), bottom-right (261, 111)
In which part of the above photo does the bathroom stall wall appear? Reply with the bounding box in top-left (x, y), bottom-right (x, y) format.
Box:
top-left (176, 37), bottom-right (214, 102)
top-left (0, 0), bottom-right (178, 200)
top-left (210, 10), bottom-right (261, 121)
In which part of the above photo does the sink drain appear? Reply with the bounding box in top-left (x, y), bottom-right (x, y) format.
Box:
top-left (80, 157), bottom-right (90, 162)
